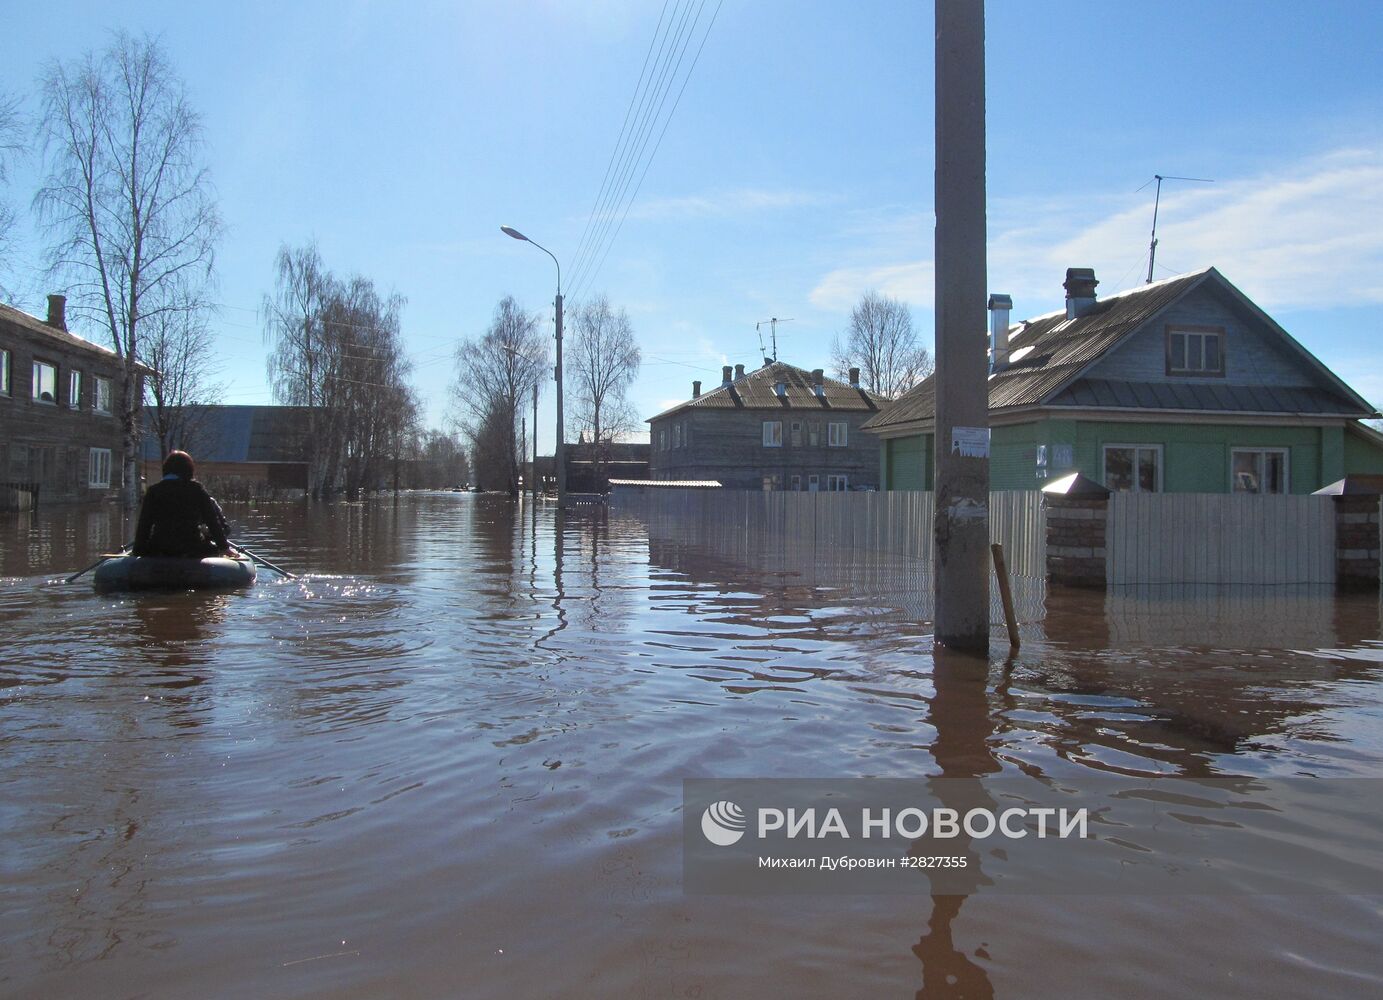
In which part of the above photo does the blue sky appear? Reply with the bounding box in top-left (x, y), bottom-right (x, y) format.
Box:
top-left (2, 1), bottom-right (1381, 451)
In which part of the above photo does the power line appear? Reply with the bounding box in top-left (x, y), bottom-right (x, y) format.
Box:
top-left (567, 0), bottom-right (721, 302)
top-left (566, 0), bottom-right (674, 285)
top-left (568, 0), bottom-right (702, 295)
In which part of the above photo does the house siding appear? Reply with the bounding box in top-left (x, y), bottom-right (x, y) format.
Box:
top-left (1089, 286), bottom-right (1313, 388)
top-left (1, 310), bottom-right (129, 506)
top-left (650, 407), bottom-right (881, 490)
top-left (884, 434), bottom-right (931, 490)
top-left (1344, 431), bottom-right (1383, 474)
top-left (879, 419), bottom-right (1381, 493)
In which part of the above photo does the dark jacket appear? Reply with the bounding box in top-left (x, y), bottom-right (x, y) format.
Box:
top-left (132, 476), bottom-right (231, 558)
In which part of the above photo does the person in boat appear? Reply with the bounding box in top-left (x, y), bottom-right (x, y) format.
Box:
top-left (132, 451), bottom-right (233, 559)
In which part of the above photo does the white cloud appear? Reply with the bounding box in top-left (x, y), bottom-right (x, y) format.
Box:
top-left (810, 146), bottom-right (1383, 317)
top-left (808, 261), bottom-right (933, 312)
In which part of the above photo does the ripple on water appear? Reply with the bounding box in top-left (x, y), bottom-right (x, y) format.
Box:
top-left (3, 496), bottom-right (1383, 998)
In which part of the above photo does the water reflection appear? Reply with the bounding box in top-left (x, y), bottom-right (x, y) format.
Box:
top-left (914, 646), bottom-right (1000, 999)
top-left (2, 495), bottom-right (1382, 997)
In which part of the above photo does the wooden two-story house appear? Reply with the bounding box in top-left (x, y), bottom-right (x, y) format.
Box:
top-left (862, 267), bottom-right (1383, 493)
top-left (1, 295), bottom-right (141, 507)
top-left (648, 361), bottom-right (889, 491)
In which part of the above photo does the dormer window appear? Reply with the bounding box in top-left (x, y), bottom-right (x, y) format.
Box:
top-left (774, 381), bottom-right (787, 397)
top-left (1166, 325), bottom-right (1224, 377)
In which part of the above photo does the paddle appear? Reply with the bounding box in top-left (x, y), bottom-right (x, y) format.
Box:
top-left (230, 542), bottom-right (298, 580)
top-left (66, 542), bottom-right (133, 583)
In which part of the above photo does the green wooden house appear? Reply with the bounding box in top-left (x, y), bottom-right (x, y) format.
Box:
top-left (862, 267), bottom-right (1383, 493)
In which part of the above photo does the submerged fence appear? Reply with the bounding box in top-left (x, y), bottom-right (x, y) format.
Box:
top-left (612, 488), bottom-right (1047, 621)
top-left (1106, 493), bottom-right (1336, 586)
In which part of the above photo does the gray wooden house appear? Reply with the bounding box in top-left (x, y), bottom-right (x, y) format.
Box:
top-left (1, 295), bottom-right (141, 508)
top-left (648, 361), bottom-right (888, 491)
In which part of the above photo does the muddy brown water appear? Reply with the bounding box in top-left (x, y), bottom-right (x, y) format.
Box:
top-left (2, 493), bottom-right (1382, 998)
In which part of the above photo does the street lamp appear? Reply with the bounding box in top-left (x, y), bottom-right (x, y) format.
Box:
top-left (502, 225), bottom-right (565, 506)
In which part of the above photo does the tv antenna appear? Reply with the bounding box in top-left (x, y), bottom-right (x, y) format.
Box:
top-left (1140, 174), bottom-right (1213, 283)
top-left (755, 317), bottom-right (793, 364)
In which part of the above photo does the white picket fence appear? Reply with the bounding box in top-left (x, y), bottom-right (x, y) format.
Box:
top-left (1107, 493), bottom-right (1336, 585)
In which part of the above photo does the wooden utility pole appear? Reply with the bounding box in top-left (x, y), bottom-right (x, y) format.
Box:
top-left (933, 0), bottom-right (990, 654)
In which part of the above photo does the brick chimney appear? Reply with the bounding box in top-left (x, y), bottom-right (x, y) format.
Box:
top-left (734, 363), bottom-right (745, 380)
top-left (811, 368), bottom-right (825, 397)
top-left (1064, 268), bottom-right (1098, 320)
top-left (849, 366), bottom-right (860, 388)
top-left (722, 365), bottom-right (733, 386)
top-left (692, 380), bottom-right (701, 398)
top-left (46, 294), bottom-right (67, 331)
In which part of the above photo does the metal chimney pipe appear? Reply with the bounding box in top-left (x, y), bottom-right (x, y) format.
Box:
top-left (988, 293), bottom-right (1012, 372)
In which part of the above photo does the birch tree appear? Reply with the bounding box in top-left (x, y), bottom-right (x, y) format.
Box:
top-left (143, 303), bottom-right (223, 458)
top-left (36, 33), bottom-right (221, 506)
top-left (264, 245), bottom-right (417, 497)
top-left (0, 92), bottom-right (24, 296)
top-left (567, 295), bottom-right (640, 485)
top-left (830, 290), bottom-right (932, 399)
top-left (263, 242), bottom-right (335, 495)
top-left (450, 296), bottom-right (547, 494)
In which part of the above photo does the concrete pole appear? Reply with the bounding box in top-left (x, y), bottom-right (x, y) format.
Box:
top-left (532, 382), bottom-right (539, 497)
top-left (933, 0), bottom-right (990, 654)
top-left (555, 292), bottom-right (566, 506)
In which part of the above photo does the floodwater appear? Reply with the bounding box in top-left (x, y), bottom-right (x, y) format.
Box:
top-left (2, 493), bottom-right (1382, 998)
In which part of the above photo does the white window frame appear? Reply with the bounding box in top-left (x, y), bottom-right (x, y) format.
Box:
top-left (673, 423), bottom-right (681, 448)
top-left (94, 376), bottom-right (112, 414)
top-left (807, 474), bottom-right (819, 493)
top-left (762, 420), bottom-right (783, 447)
top-left (828, 421), bottom-right (848, 447)
top-left (0, 348), bottom-right (10, 396)
top-left (1230, 447), bottom-right (1290, 494)
top-left (1166, 325), bottom-right (1225, 376)
top-left (1102, 443), bottom-right (1163, 493)
top-left (88, 447), bottom-right (112, 488)
top-left (68, 369), bottom-right (82, 408)
top-left (32, 360), bottom-right (57, 405)
top-left (827, 474), bottom-right (849, 492)
top-left (790, 474), bottom-right (801, 491)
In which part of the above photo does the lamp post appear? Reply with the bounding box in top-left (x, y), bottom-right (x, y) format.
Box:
top-left (502, 225), bottom-right (565, 507)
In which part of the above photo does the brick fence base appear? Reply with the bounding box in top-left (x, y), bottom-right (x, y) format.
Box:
top-left (1045, 494), bottom-right (1108, 589)
top-left (1335, 495), bottom-right (1381, 590)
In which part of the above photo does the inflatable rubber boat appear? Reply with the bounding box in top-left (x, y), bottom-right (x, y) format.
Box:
top-left (93, 554), bottom-right (258, 594)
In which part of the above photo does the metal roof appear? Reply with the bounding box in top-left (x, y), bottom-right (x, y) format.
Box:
top-left (648, 361), bottom-right (887, 421)
top-left (142, 405), bottom-right (314, 463)
top-left (0, 300), bottom-right (155, 374)
top-left (863, 267), bottom-right (1374, 432)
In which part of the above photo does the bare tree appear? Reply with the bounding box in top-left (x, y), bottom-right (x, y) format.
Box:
top-left (143, 301), bottom-right (224, 457)
top-left (0, 91), bottom-right (24, 296)
top-left (36, 33), bottom-right (221, 506)
top-left (830, 290), bottom-right (932, 399)
top-left (450, 296), bottom-right (547, 495)
top-left (567, 295), bottom-right (641, 487)
top-left (407, 429), bottom-right (471, 489)
top-left (263, 242), bottom-right (335, 495)
top-left (264, 246), bottom-right (417, 498)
